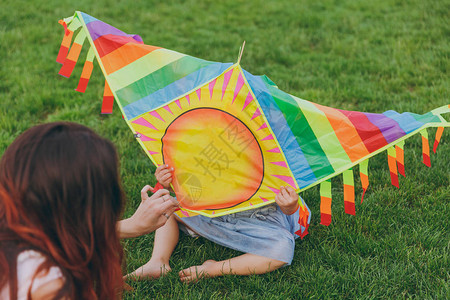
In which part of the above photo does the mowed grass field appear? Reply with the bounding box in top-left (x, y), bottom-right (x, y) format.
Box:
top-left (1, 0), bottom-right (449, 298)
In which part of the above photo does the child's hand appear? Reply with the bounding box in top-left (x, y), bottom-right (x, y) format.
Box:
top-left (275, 186), bottom-right (299, 215)
top-left (155, 164), bottom-right (174, 189)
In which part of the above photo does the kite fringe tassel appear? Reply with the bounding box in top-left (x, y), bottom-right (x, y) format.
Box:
top-left (387, 147), bottom-right (399, 188)
top-left (295, 205), bottom-right (310, 239)
top-left (359, 159), bottom-right (369, 204)
top-left (396, 141), bottom-right (405, 177)
top-left (420, 129), bottom-right (431, 167)
top-left (102, 80), bottom-right (114, 114)
top-left (343, 168), bottom-right (355, 215)
top-left (319, 179), bottom-right (332, 226)
top-left (75, 61), bottom-right (92, 93)
top-left (58, 30), bottom-right (86, 78)
top-left (324, 125), bottom-right (447, 226)
top-left (56, 20), bottom-right (73, 64)
top-left (57, 13), bottom-right (118, 112)
top-left (433, 127), bottom-right (444, 153)
top-left (75, 47), bottom-right (95, 93)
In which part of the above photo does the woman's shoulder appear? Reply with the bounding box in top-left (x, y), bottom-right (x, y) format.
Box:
top-left (16, 250), bottom-right (64, 299)
top-left (17, 249), bottom-right (48, 264)
top-left (17, 249), bottom-right (59, 273)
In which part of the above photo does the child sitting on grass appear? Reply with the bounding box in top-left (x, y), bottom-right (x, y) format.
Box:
top-left (127, 164), bottom-right (309, 282)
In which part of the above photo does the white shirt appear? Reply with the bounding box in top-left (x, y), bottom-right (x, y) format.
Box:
top-left (0, 250), bottom-right (63, 299)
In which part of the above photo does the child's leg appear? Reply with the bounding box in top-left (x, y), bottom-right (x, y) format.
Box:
top-left (126, 215), bottom-right (179, 279)
top-left (179, 253), bottom-right (286, 283)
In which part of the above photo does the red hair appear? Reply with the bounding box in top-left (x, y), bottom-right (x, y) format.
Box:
top-left (0, 122), bottom-right (125, 299)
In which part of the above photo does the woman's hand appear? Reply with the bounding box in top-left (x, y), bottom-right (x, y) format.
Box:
top-left (155, 164), bottom-right (174, 189)
top-left (118, 185), bottom-right (179, 238)
top-left (275, 186), bottom-right (299, 215)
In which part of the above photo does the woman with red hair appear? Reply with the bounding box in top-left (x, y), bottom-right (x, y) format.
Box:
top-left (0, 122), bottom-right (178, 299)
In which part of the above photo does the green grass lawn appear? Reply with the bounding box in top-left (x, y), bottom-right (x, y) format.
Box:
top-left (1, 0), bottom-right (449, 298)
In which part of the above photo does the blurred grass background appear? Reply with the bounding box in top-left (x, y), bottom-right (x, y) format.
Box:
top-left (0, 0), bottom-right (448, 298)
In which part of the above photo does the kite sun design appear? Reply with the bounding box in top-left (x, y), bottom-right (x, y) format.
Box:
top-left (130, 65), bottom-right (298, 215)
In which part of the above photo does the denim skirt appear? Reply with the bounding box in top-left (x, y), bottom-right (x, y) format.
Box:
top-left (179, 200), bottom-right (310, 264)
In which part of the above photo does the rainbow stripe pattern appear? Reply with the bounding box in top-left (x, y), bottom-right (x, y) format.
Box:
top-left (57, 12), bottom-right (449, 237)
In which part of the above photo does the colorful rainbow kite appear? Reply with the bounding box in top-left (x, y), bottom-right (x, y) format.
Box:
top-left (57, 11), bottom-right (449, 238)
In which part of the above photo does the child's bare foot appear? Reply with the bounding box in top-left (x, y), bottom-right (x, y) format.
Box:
top-left (179, 260), bottom-right (217, 283)
top-left (125, 259), bottom-right (171, 280)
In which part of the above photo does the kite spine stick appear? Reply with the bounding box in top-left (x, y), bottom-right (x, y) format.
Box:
top-left (431, 104), bottom-right (450, 117)
top-left (237, 41), bottom-right (246, 64)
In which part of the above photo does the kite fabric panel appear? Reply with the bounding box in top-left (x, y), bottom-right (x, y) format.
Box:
top-left (57, 11), bottom-right (449, 238)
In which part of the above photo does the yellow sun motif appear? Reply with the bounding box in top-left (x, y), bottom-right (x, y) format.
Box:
top-left (129, 64), bottom-right (298, 217)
